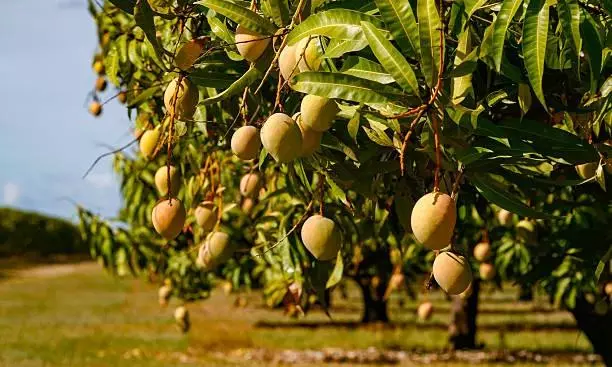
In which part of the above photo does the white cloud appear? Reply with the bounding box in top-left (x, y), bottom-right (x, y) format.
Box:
top-left (85, 172), bottom-right (115, 189)
top-left (3, 182), bottom-right (20, 205)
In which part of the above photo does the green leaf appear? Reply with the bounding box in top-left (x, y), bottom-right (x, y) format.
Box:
top-left (324, 39), bottom-right (369, 58)
top-left (289, 72), bottom-right (404, 103)
top-left (108, 0), bottom-right (136, 14)
top-left (127, 85), bottom-right (161, 107)
top-left (361, 21), bottom-right (420, 96)
top-left (557, 0), bottom-right (581, 65)
top-left (286, 9), bottom-right (387, 45)
top-left (418, 0), bottom-right (442, 88)
top-left (196, 0), bottom-right (277, 35)
top-left (199, 67), bottom-right (261, 105)
top-left (461, 0), bottom-right (487, 20)
top-left (595, 245), bottom-right (612, 281)
top-left (469, 173), bottom-right (551, 219)
top-left (374, 0), bottom-right (420, 55)
top-left (522, 0), bottom-right (549, 110)
top-left (325, 252), bottom-right (344, 288)
top-left (491, 0), bottom-right (523, 72)
top-left (207, 16), bottom-right (243, 60)
top-left (189, 71), bottom-right (240, 89)
top-left (340, 56), bottom-right (394, 84)
top-left (134, 0), bottom-right (167, 68)
top-left (325, 175), bottom-right (353, 211)
top-left (347, 107), bottom-right (362, 142)
top-left (104, 47), bottom-right (120, 86)
top-left (518, 83), bottom-right (532, 117)
top-left (264, 0), bottom-right (290, 26)
top-left (580, 12), bottom-right (603, 93)
top-left (451, 28), bottom-right (473, 105)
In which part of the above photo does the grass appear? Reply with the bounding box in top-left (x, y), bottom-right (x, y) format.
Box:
top-left (0, 262), bottom-right (600, 367)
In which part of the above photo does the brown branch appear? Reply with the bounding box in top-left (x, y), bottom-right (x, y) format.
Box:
top-left (82, 131), bottom-right (144, 179)
top-left (253, 0), bottom-right (308, 95)
top-left (398, 1), bottom-right (446, 176)
top-left (399, 108), bottom-right (427, 175)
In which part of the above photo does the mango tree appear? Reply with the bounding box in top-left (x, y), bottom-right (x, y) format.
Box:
top-left (80, 0), bottom-right (611, 361)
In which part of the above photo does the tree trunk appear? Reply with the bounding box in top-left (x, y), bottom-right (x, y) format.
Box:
top-left (518, 285), bottom-right (534, 301)
top-left (358, 280), bottom-right (389, 323)
top-left (449, 279), bottom-right (481, 349)
top-left (570, 295), bottom-right (612, 366)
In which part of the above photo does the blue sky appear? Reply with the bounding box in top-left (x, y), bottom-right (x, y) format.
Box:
top-left (0, 0), bottom-right (131, 220)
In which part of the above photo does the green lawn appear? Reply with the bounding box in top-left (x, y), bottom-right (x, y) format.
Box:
top-left (0, 262), bottom-right (600, 366)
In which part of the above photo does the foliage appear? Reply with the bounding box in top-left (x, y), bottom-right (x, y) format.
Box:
top-left (0, 207), bottom-right (85, 256)
top-left (82, 0), bottom-right (611, 318)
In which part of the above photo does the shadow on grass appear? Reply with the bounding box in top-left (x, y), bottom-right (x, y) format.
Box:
top-left (254, 320), bottom-right (578, 332)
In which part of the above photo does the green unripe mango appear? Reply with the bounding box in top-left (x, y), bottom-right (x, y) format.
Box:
top-left (300, 215), bottom-right (342, 261)
top-left (231, 125), bottom-right (261, 160)
top-left (260, 113), bottom-right (302, 162)
top-left (163, 77), bottom-right (199, 120)
top-left (152, 198), bottom-right (186, 240)
top-left (154, 165), bottom-right (181, 196)
top-left (235, 25), bottom-right (270, 62)
top-left (410, 192), bottom-right (456, 250)
top-left (432, 251), bottom-right (472, 295)
top-left (300, 95), bottom-right (339, 132)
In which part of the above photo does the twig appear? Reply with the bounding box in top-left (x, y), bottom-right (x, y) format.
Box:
top-left (399, 108), bottom-right (427, 175)
top-left (398, 2), bottom-right (446, 176)
top-left (253, 0), bottom-right (308, 95)
top-left (432, 111), bottom-right (442, 192)
top-left (82, 132), bottom-right (143, 179)
top-left (254, 200), bottom-right (314, 254)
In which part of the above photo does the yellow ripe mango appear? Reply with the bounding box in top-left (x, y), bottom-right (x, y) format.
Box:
top-left (139, 128), bottom-right (161, 159)
top-left (479, 263), bottom-right (496, 281)
top-left (300, 215), bottom-right (342, 261)
top-left (95, 76), bottom-right (107, 92)
top-left (194, 201), bottom-right (217, 233)
top-left (260, 113), bottom-right (302, 162)
top-left (294, 113), bottom-right (322, 157)
top-left (240, 172), bottom-right (262, 198)
top-left (154, 165), bottom-right (181, 197)
top-left (432, 251), bottom-right (472, 295)
top-left (497, 209), bottom-right (513, 226)
top-left (235, 25), bottom-right (270, 62)
top-left (163, 77), bottom-right (199, 120)
top-left (175, 39), bottom-right (204, 71)
top-left (231, 126), bottom-right (261, 160)
top-left (279, 43), bottom-right (299, 81)
top-left (88, 101), bottom-right (102, 117)
top-left (410, 192), bottom-right (456, 250)
top-left (473, 242), bottom-right (491, 262)
top-left (197, 231), bottom-right (235, 270)
top-left (300, 95), bottom-right (339, 132)
top-left (294, 37), bottom-right (322, 72)
top-left (152, 198), bottom-right (186, 240)
top-left (417, 302), bottom-right (433, 321)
